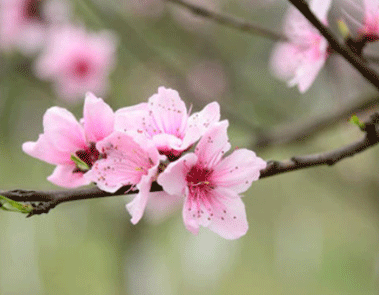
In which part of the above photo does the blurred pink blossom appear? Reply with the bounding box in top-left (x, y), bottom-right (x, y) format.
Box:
top-left (270, 0), bottom-right (332, 93)
top-left (158, 121), bottom-right (267, 239)
top-left (22, 93), bottom-right (115, 187)
top-left (359, 0), bottom-right (379, 40)
top-left (84, 130), bottom-right (163, 224)
top-left (33, 25), bottom-right (118, 102)
top-left (115, 87), bottom-right (220, 160)
top-left (0, 0), bottom-right (71, 54)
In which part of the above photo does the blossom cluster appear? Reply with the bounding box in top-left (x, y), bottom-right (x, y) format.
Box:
top-left (23, 87), bottom-right (267, 239)
top-left (0, 0), bottom-right (117, 102)
top-left (270, 0), bottom-right (379, 93)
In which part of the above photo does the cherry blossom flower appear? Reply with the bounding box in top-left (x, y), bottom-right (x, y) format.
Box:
top-left (270, 0), bottom-right (332, 93)
top-left (33, 25), bottom-right (118, 102)
top-left (359, 0), bottom-right (379, 41)
top-left (115, 87), bottom-right (220, 160)
top-left (22, 92), bottom-right (114, 187)
top-left (158, 121), bottom-right (267, 239)
top-left (84, 130), bottom-right (163, 224)
top-left (0, 0), bottom-right (71, 54)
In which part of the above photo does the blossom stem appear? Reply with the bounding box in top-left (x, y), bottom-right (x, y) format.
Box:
top-left (164, 0), bottom-right (286, 42)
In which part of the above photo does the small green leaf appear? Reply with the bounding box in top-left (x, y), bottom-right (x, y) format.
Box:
top-left (71, 154), bottom-right (90, 171)
top-left (0, 195), bottom-right (33, 214)
top-left (338, 19), bottom-right (350, 39)
top-left (349, 115), bottom-right (365, 130)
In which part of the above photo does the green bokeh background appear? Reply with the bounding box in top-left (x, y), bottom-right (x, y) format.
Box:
top-left (1, 0), bottom-right (379, 294)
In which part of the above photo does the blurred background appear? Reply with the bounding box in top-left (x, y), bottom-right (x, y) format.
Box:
top-left (1, 0), bottom-right (379, 294)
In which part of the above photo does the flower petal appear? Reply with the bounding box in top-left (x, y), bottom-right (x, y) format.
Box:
top-left (48, 164), bottom-right (91, 188)
top-left (206, 188), bottom-right (248, 240)
top-left (114, 103), bottom-right (148, 133)
top-left (213, 149), bottom-right (267, 194)
top-left (83, 92), bottom-right (114, 142)
top-left (126, 163), bottom-right (159, 224)
top-left (86, 131), bottom-right (159, 193)
top-left (148, 87), bottom-right (188, 137)
top-left (310, 0), bottom-right (332, 21)
top-left (43, 106), bottom-right (87, 152)
top-left (143, 191), bottom-right (183, 224)
top-left (194, 121), bottom-right (231, 168)
top-left (181, 101), bottom-right (220, 149)
top-left (22, 134), bottom-right (72, 165)
top-left (158, 153), bottom-right (197, 196)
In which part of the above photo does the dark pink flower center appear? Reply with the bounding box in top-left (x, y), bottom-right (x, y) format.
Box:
top-left (73, 142), bottom-right (100, 173)
top-left (23, 0), bottom-right (42, 20)
top-left (72, 59), bottom-right (91, 78)
top-left (186, 165), bottom-right (214, 195)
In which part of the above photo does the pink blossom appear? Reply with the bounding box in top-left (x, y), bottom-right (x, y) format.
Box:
top-left (33, 25), bottom-right (118, 102)
top-left (22, 93), bottom-right (114, 187)
top-left (84, 130), bottom-right (163, 224)
top-left (115, 87), bottom-right (220, 160)
top-left (158, 121), bottom-right (267, 239)
top-left (0, 0), bottom-right (71, 54)
top-left (270, 0), bottom-right (332, 93)
top-left (359, 0), bottom-right (379, 41)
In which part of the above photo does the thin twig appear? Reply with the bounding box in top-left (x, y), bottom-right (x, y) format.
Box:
top-left (164, 0), bottom-right (286, 41)
top-left (2, 113), bottom-right (379, 217)
top-left (254, 94), bottom-right (379, 149)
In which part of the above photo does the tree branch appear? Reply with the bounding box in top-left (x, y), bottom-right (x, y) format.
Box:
top-left (2, 113), bottom-right (379, 217)
top-left (164, 0), bottom-right (286, 41)
top-left (254, 94), bottom-right (379, 149)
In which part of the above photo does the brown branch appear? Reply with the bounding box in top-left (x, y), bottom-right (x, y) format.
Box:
top-left (254, 94), bottom-right (379, 149)
top-left (164, 0), bottom-right (286, 42)
top-left (2, 113), bottom-right (379, 217)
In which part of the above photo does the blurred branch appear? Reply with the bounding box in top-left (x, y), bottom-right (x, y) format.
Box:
top-left (164, 0), bottom-right (286, 41)
top-left (2, 113), bottom-right (379, 217)
top-left (287, 0), bottom-right (379, 92)
top-left (254, 94), bottom-right (379, 149)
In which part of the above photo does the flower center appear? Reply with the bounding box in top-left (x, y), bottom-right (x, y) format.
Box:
top-left (23, 0), bottom-right (43, 20)
top-left (73, 142), bottom-right (100, 173)
top-left (186, 165), bottom-right (213, 195)
top-left (73, 59), bottom-right (90, 78)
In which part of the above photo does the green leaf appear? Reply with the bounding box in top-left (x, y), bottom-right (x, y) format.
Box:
top-left (349, 115), bottom-right (365, 130)
top-left (0, 195), bottom-right (33, 214)
top-left (337, 19), bottom-right (350, 39)
top-left (71, 154), bottom-right (90, 171)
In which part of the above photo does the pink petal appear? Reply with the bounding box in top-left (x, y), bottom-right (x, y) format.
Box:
top-left (48, 164), bottom-right (91, 188)
top-left (115, 104), bottom-right (151, 134)
top-left (143, 191), bottom-right (183, 224)
top-left (148, 87), bottom-right (188, 137)
top-left (152, 133), bottom-right (183, 151)
top-left (181, 101), bottom-right (220, 149)
top-left (182, 194), bottom-right (212, 236)
top-left (310, 0), bottom-right (332, 21)
top-left (22, 134), bottom-right (72, 165)
top-left (158, 153), bottom-right (198, 196)
top-left (270, 42), bottom-right (302, 81)
top-left (213, 149), bottom-right (267, 194)
top-left (86, 131), bottom-right (159, 193)
top-left (126, 163), bottom-right (159, 224)
top-left (83, 92), bottom-right (114, 142)
top-left (182, 187), bottom-right (248, 239)
top-left (206, 188), bottom-right (248, 240)
top-left (289, 47), bottom-right (327, 93)
top-left (194, 121), bottom-right (231, 168)
top-left (43, 106), bottom-right (87, 152)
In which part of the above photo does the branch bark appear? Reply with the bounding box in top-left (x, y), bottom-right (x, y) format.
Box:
top-left (2, 113), bottom-right (379, 217)
top-left (164, 0), bottom-right (286, 41)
